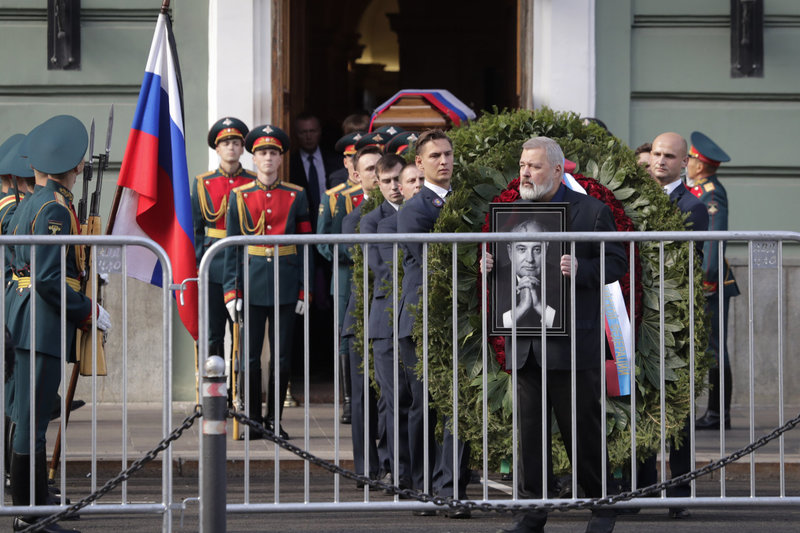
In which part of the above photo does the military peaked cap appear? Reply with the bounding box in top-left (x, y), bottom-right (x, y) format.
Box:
top-left (690, 131), bottom-right (730, 166)
top-left (207, 116), bottom-right (249, 149)
top-left (27, 115), bottom-right (88, 175)
top-left (245, 124), bottom-right (289, 154)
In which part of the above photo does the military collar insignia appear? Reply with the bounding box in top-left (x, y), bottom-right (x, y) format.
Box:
top-left (55, 184), bottom-right (73, 202)
top-left (218, 164), bottom-right (243, 178)
top-left (255, 178), bottom-right (280, 191)
top-left (222, 118), bottom-right (233, 126)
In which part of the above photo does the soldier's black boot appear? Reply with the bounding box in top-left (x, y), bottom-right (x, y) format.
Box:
top-left (4, 416), bottom-right (14, 488)
top-left (246, 370), bottom-right (265, 439)
top-left (10, 452), bottom-right (77, 532)
top-left (265, 372), bottom-right (290, 440)
top-left (340, 350), bottom-right (352, 424)
top-left (696, 368), bottom-right (731, 430)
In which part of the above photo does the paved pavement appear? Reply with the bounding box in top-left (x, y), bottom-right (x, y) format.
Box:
top-left (5, 390), bottom-right (799, 531)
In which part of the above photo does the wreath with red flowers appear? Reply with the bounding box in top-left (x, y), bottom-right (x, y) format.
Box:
top-left (481, 174), bottom-right (643, 372)
top-left (352, 108), bottom-right (711, 473)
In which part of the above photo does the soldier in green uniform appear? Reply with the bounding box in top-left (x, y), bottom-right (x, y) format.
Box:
top-left (687, 131), bottom-right (740, 430)
top-left (224, 124), bottom-right (313, 440)
top-left (191, 117), bottom-right (256, 360)
top-left (0, 132), bottom-right (36, 490)
top-left (7, 115), bottom-right (111, 532)
top-left (316, 131), bottom-right (364, 424)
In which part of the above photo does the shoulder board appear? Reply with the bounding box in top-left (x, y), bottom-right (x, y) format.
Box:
top-left (281, 182), bottom-right (304, 191)
top-left (325, 183), bottom-right (347, 196)
top-left (0, 195), bottom-right (17, 210)
top-left (54, 193), bottom-right (68, 208)
top-left (233, 181), bottom-right (258, 193)
top-left (342, 184), bottom-right (362, 197)
top-left (703, 182), bottom-right (716, 192)
top-left (196, 170), bottom-right (216, 180)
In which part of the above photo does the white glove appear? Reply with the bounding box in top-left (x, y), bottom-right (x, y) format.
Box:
top-left (96, 304), bottom-right (112, 332)
top-left (98, 272), bottom-right (110, 286)
top-left (295, 299), bottom-right (306, 315)
top-left (227, 298), bottom-right (243, 321)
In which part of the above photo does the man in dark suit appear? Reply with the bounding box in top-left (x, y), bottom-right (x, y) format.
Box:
top-left (361, 153), bottom-right (413, 490)
top-left (289, 112), bottom-right (343, 231)
top-left (638, 132), bottom-right (709, 519)
top-left (397, 130), bottom-right (471, 518)
top-left (488, 137), bottom-right (628, 533)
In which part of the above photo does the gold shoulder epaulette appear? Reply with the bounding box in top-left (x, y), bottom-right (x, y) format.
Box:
top-left (341, 184), bottom-right (361, 198)
top-left (281, 182), bottom-right (304, 192)
top-left (703, 182), bottom-right (716, 193)
top-left (325, 183), bottom-right (347, 196)
top-left (233, 181), bottom-right (258, 194)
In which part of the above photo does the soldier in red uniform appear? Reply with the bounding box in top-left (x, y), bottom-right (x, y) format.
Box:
top-left (223, 124), bottom-right (313, 440)
top-left (191, 117), bottom-right (256, 360)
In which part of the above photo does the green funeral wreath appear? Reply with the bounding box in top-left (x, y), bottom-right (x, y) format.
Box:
top-left (353, 107), bottom-right (711, 474)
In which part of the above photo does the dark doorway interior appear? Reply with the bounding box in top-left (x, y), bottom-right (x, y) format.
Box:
top-left (291, 0), bottom-right (518, 147)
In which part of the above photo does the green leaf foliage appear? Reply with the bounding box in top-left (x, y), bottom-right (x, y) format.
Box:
top-left (352, 108), bottom-right (711, 474)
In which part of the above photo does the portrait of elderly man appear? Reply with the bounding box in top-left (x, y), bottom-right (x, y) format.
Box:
top-left (494, 216), bottom-right (563, 332)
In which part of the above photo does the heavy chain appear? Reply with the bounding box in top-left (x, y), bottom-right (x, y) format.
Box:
top-left (230, 409), bottom-right (800, 515)
top-left (19, 405), bottom-right (203, 533)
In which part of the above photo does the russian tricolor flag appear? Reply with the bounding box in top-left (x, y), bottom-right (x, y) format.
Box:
top-left (110, 12), bottom-right (198, 340)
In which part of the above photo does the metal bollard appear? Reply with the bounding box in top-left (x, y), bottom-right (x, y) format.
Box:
top-left (201, 355), bottom-right (227, 532)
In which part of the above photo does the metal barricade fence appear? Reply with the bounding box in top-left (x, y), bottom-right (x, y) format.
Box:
top-left (0, 235), bottom-right (178, 531)
top-left (198, 230), bottom-right (800, 530)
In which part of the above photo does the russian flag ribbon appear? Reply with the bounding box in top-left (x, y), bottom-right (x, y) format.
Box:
top-left (562, 173), bottom-right (632, 396)
top-left (110, 12), bottom-right (198, 340)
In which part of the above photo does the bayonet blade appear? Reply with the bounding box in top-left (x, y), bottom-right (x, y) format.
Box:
top-left (104, 105), bottom-right (114, 158)
top-left (88, 119), bottom-right (96, 171)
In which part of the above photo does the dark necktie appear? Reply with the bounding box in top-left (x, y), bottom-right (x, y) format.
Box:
top-left (307, 154), bottom-right (320, 203)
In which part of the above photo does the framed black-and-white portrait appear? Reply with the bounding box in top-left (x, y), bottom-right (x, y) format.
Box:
top-left (489, 202), bottom-right (569, 336)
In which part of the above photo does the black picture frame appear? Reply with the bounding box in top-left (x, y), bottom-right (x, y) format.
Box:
top-left (489, 202), bottom-right (569, 336)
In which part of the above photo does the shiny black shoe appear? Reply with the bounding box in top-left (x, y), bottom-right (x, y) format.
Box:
top-left (13, 516), bottom-right (79, 532)
top-left (497, 511), bottom-right (547, 533)
top-left (412, 508), bottom-right (437, 516)
top-left (440, 507), bottom-right (471, 519)
top-left (340, 397), bottom-right (352, 424)
top-left (695, 410), bottom-right (731, 430)
top-left (585, 510), bottom-right (616, 533)
top-left (669, 507), bottom-right (691, 519)
top-left (265, 419), bottom-right (290, 440)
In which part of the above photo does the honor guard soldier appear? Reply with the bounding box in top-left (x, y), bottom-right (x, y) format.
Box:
top-left (224, 124), bottom-right (313, 440)
top-left (316, 131), bottom-right (364, 424)
top-left (687, 131), bottom-right (739, 430)
top-left (191, 117), bottom-right (256, 360)
top-left (7, 115), bottom-right (112, 532)
top-left (0, 134), bottom-right (21, 198)
top-left (385, 131), bottom-right (418, 156)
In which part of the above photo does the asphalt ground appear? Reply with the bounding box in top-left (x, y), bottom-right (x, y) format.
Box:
top-left (7, 469), bottom-right (800, 532)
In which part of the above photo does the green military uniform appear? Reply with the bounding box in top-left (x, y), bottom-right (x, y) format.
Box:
top-left (688, 131), bottom-right (739, 429)
top-left (6, 114), bottom-right (99, 533)
top-left (223, 124), bottom-right (313, 435)
top-left (191, 117), bottom-right (254, 357)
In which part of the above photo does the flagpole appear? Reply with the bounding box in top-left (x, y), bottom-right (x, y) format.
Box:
top-left (161, 0), bottom-right (170, 14)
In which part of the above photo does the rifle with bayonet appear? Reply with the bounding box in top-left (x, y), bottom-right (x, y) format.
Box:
top-left (49, 107), bottom-right (114, 481)
top-left (231, 277), bottom-right (245, 440)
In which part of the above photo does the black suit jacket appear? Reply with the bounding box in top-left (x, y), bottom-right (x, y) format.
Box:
top-left (361, 201), bottom-right (398, 339)
top-left (340, 205), bottom-right (363, 337)
top-left (506, 188), bottom-right (628, 371)
top-left (396, 187), bottom-right (445, 338)
top-left (289, 148), bottom-right (343, 230)
top-left (669, 184), bottom-right (708, 258)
